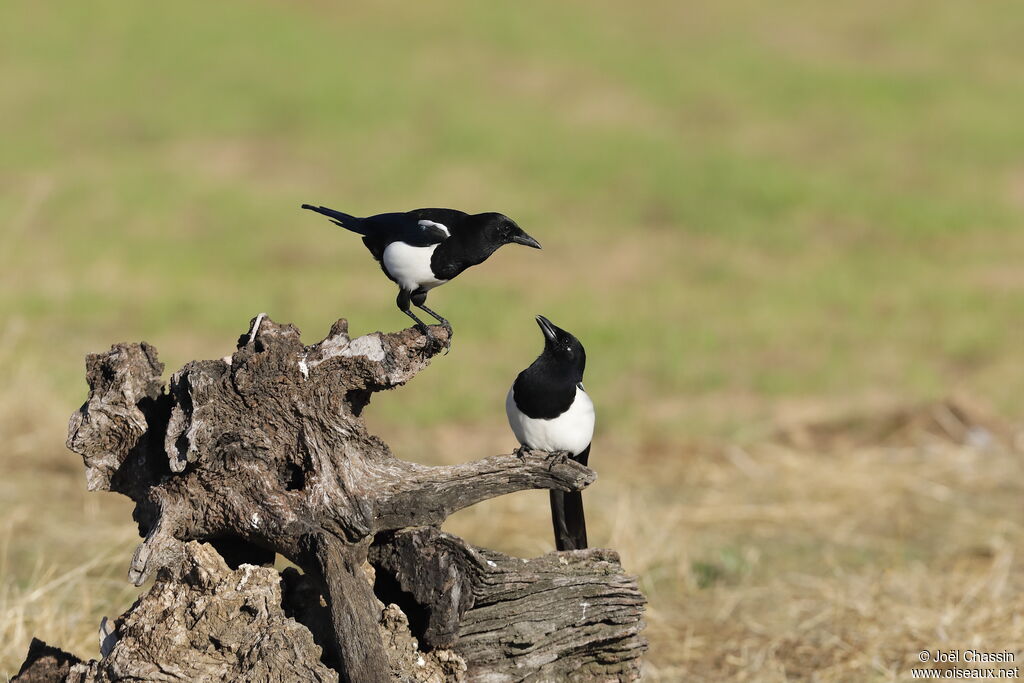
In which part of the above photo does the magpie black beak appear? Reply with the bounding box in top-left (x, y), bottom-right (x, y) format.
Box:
top-left (511, 232), bottom-right (542, 249)
top-left (536, 315), bottom-right (558, 342)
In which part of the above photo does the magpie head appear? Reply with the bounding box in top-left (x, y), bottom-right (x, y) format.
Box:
top-left (536, 315), bottom-right (586, 379)
top-left (475, 213), bottom-right (541, 250)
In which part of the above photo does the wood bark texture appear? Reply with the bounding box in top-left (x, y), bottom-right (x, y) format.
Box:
top-left (16, 315), bottom-right (647, 681)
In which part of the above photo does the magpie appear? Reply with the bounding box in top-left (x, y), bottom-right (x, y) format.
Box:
top-left (301, 204), bottom-right (541, 335)
top-left (506, 315), bottom-right (595, 551)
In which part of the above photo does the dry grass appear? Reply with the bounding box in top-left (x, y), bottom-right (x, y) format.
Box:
top-left (4, 2), bottom-right (1024, 677)
top-left (0, 369), bottom-right (141, 675)
top-left (2, 349), bottom-right (1023, 680)
top-left (390, 403), bottom-right (1024, 681)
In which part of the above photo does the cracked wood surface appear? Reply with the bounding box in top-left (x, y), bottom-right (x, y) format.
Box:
top-left (18, 314), bottom-right (645, 681)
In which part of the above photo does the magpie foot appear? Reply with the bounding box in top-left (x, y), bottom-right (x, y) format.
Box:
top-left (439, 325), bottom-right (453, 355)
top-left (437, 326), bottom-right (453, 355)
top-left (419, 325), bottom-right (451, 355)
top-left (546, 451), bottom-right (571, 472)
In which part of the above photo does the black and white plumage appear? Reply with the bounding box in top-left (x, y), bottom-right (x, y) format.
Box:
top-left (301, 205), bottom-right (541, 334)
top-left (506, 315), bottom-right (595, 551)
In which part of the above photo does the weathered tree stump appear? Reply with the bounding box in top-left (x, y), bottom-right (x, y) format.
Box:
top-left (17, 315), bottom-right (647, 681)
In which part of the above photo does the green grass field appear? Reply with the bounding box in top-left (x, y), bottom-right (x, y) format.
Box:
top-left (3, 0), bottom-right (1023, 678)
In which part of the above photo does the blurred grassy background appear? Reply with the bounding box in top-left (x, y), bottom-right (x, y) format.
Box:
top-left (2, 0), bottom-right (1023, 679)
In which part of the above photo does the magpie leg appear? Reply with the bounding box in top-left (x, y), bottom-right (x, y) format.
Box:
top-left (410, 290), bottom-right (451, 354)
top-left (415, 303), bottom-right (450, 330)
top-left (397, 290), bottom-right (429, 335)
top-left (402, 308), bottom-right (430, 334)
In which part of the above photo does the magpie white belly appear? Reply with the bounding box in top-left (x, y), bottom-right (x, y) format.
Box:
top-left (505, 386), bottom-right (595, 456)
top-left (382, 242), bottom-right (448, 292)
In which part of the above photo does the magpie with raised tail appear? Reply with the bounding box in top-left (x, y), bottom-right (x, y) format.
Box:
top-left (301, 204), bottom-right (541, 335)
top-left (506, 315), bottom-right (595, 551)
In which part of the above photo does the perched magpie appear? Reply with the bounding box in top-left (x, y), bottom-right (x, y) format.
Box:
top-left (506, 315), bottom-right (595, 551)
top-left (301, 204), bottom-right (541, 334)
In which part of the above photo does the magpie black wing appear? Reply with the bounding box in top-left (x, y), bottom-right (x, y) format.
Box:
top-left (358, 210), bottom-right (457, 261)
top-left (407, 208), bottom-right (468, 233)
top-left (403, 208), bottom-right (468, 243)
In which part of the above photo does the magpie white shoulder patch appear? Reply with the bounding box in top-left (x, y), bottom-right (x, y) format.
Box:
top-left (418, 219), bottom-right (450, 237)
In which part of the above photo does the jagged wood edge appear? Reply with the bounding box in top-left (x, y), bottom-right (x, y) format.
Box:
top-left (62, 315), bottom-right (603, 682)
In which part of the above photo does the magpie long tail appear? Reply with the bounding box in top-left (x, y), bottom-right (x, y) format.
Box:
top-left (300, 204), bottom-right (368, 235)
top-left (550, 445), bottom-right (590, 551)
top-left (549, 490), bottom-right (588, 551)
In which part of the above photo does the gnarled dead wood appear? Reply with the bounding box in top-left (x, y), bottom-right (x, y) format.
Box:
top-left (19, 315), bottom-right (646, 681)
top-left (371, 527), bottom-right (648, 681)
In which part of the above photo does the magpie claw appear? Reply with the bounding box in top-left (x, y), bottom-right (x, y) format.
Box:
top-left (546, 451), bottom-right (570, 472)
top-left (418, 325), bottom-right (452, 356)
top-left (440, 324), bottom-right (453, 355)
